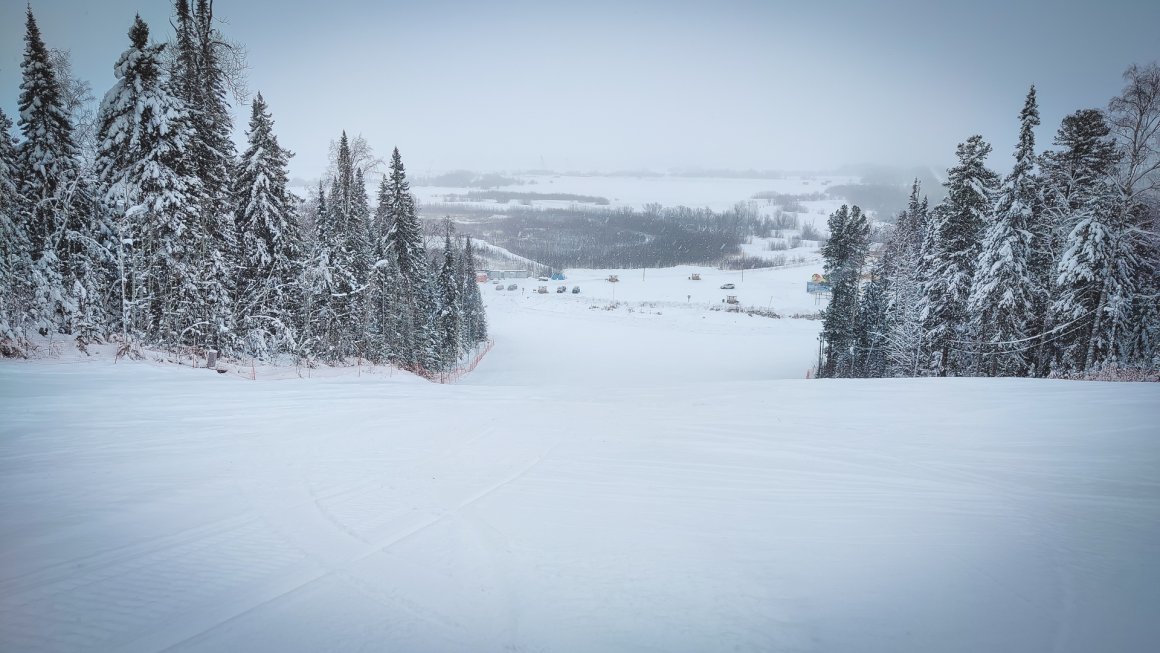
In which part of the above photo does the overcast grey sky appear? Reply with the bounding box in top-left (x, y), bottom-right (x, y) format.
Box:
top-left (2, 0), bottom-right (1158, 181)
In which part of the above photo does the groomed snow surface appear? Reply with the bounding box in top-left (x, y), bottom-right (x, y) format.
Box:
top-left (3, 265), bottom-right (1159, 653)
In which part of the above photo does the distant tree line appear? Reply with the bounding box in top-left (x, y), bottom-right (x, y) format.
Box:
top-left (819, 71), bottom-right (1160, 379)
top-left (0, 4), bottom-right (487, 375)
top-left (413, 170), bottom-right (521, 188)
top-left (438, 202), bottom-right (777, 270)
top-left (443, 190), bottom-right (611, 205)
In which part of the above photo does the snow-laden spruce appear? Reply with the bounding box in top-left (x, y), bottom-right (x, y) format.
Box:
top-left (1043, 109), bottom-right (1136, 372)
top-left (234, 93), bottom-right (302, 357)
top-left (849, 182), bottom-right (930, 378)
top-left (881, 181), bottom-right (930, 377)
top-left (460, 235), bottom-right (488, 348)
top-left (303, 132), bottom-right (371, 361)
top-left (824, 75), bottom-right (1158, 380)
top-left (0, 109), bottom-right (32, 352)
top-left (435, 226), bottom-right (462, 371)
top-left (968, 86), bottom-right (1040, 376)
top-left (381, 147), bottom-right (439, 372)
top-left (920, 135), bottom-right (1000, 376)
top-left (17, 8), bottom-right (108, 341)
top-left (819, 204), bottom-right (869, 377)
top-left (94, 16), bottom-right (207, 348)
top-left (173, 0), bottom-right (238, 352)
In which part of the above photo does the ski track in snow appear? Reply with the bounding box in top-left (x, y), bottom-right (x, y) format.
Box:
top-left (2, 267), bottom-right (1159, 652)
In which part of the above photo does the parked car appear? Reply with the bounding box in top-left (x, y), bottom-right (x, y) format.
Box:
top-left (720, 283), bottom-right (735, 289)
top-left (536, 286), bottom-right (549, 294)
top-left (537, 276), bottom-right (550, 282)
top-left (556, 285), bottom-right (567, 293)
top-left (571, 286), bottom-right (581, 294)
top-left (495, 284), bottom-right (504, 291)
top-left (507, 283), bottom-right (518, 291)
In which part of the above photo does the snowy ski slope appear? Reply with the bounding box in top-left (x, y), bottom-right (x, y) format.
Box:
top-left (1, 269), bottom-right (1158, 652)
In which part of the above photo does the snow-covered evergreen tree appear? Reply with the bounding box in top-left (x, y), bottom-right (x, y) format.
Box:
top-left (234, 93), bottom-right (301, 357)
top-left (1052, 194), bottom-right (1136, 372)
top-left (302, 135), bottom-right (382, 362)
top-left (350, 165), bottom-right (374, 355)
top-left (375, 251), bottom-right (409, 365)
top-left (920, 135), bottom-right (999, 376)
top-left (171, 0), bottom-right (237, 352)
top-left (95, 16), bottom-right (206, 347)
top-left (460, 235), bottom-right (488, 348)
top-left (853, 260), bottom-right (889, 378)
top-left (820, 204), bottom-right (870, 377)
top-left (384, 148), bottom-right (424, 280)
top-left (968, 87), bottom-right (1039, 376)
top-left (364, 174), bottom-right (393, 363)
top-left (352, 167), bottom-right (372, 256)
top-left (299, 182), bottom-right (331, 359)
top-left (1041, 108), bottom-right (1137, 372)
top-left (1039, 109), bottom-right (1123, 372)
top-left (17, 7), bottom-right (92, 337)
top-left (882, 181), bottom-right (929, 376)
top-left (382, 147), bottom-right (436, 372)
top-left (435, 227), bottom-right (462, 371)
top-left (0, 108), bottom-right (32, 353)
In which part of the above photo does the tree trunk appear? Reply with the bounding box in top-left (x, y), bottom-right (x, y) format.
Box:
top-left (1084, 289), bottom-right (1108, 372)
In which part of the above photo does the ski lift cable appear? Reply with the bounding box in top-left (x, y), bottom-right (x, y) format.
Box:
top-left (947, 310), bottom-right (1099, 356)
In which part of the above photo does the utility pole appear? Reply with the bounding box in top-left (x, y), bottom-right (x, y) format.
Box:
top-left (816, 334), bottom-right (824, 377)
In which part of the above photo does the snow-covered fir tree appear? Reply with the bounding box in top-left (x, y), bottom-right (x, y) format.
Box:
top-left (17, 8), bottom-right (95, 337)
top-left (853, 259), bottom-right (889, 377)
top-left (383, 148), bottom-right (424, 280)
top-left (301, 133), bottom-right (373, 361)
top-left (920, 135), bottom-right (999, 376)
top-left (352, 167), bottom-right (372, 259)
top-left (94, 16), bottom-right (206, 347)
top-left (881, 181), bottom-right (929, 377)
top-left (366, 221), bottom-right (404, 365)
top-left (460, 235), bottom-right (488, 349)
top-left (350, 165), bottom-right (374, 355)
top-left (299, 182), bottom-right (332, 358)
top-left (1038, 109), bottom-right (1123, 372)
top-left (968, 86), bottom-right (1040, 376)
top-left (171, 0), bottom-right (237, 352)
top-left (1044, 109), bottom-right (1137, 372)
top-left (1053, 202), bottom-right (1137, 373)
top-left (382, 147), bottom-right (437, 371)
top-left (364, 174), bottom-right (393, 362)
top-left (234, 93), bottom-right (301, 357)
top-left (0, 108), bottom-right (32, 352)
top-left (435, 225), bottom-right (462, 371)
top-left (1, 5), bottom-right (499, 378)
top-left (820, 204), bottom-right (870, 377)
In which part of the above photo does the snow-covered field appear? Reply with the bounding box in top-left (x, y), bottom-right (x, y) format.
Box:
top-left (2, 272), bottom-right (1159, 653)
top-left (493, 263), bottom-right (826, 314)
